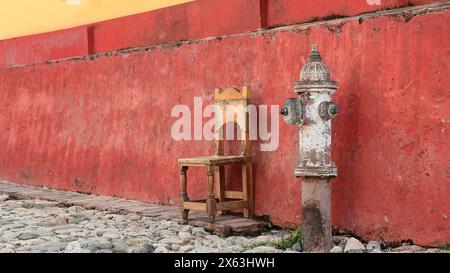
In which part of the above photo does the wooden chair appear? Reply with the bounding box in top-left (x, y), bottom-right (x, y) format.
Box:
top-left (177, 86), bottom-right (254, 223)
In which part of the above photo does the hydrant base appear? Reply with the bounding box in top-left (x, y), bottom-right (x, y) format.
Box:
top-left (301, 178), bottom-right (333, 252)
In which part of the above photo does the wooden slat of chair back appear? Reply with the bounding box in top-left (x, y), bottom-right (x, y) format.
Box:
top-left (214, 87), bottom-right (250, 157)
top-left (214, 86), bottom-right (249, 101)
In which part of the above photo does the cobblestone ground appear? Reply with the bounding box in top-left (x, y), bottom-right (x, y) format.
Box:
top-left (0, 194), bottom-right (295, 253)
top-left (0, 194), bottom-right (448, 253)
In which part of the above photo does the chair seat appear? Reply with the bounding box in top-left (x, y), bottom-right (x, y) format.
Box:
top-left (178, 155), bottom-right (249, 166)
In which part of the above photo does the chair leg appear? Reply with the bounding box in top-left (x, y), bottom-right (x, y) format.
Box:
top-left (242, 160), bottom-right (254, 218)
top-left (214, 166), bottom-right (226, 214)
top-left (206, 165), bottom-right (217, 223)
top-left (179, 166), bottom-right (189, 224)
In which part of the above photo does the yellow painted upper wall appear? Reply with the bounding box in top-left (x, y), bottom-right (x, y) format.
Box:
top-left (0, 0), bottom-right (193, 40)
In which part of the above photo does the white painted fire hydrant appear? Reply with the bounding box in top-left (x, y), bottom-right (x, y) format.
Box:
top-left (280, 44), bottom-right (339, 252)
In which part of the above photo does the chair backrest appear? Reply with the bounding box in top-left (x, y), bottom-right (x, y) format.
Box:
top-left (214, 86), bottom-right (250, 156)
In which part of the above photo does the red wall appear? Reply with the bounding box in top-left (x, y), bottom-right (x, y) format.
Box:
top-left (89, 0), bottom-right (262, 54)
top-left (1, 0), bottom-right (447, 68)
top-left (0, 1), bottom-right (449, 246)
top-left (262, 0), bottom-right (448, 27)
top-left (0, 27), bottom-right (89, 68)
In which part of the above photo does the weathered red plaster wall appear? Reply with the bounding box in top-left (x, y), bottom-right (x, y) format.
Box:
top-left (1, 0), bottom-right (447, 68)
top-left (0, 27), bottom-right (89, 68)
top-left (0, 5), bottom-right (449, 245)
top-left (0, 0), bottom-right (262, 68)
top-left (262, 0), bottom-right (448, 27)
top-left (89, 0), bottom-right (262, 54)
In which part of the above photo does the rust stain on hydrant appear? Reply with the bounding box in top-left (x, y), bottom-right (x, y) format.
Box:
top-left (280, 44), bottom-right (339, 252)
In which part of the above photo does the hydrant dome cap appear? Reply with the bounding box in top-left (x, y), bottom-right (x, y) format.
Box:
top-left (299, 44), bottom-right (332, 83)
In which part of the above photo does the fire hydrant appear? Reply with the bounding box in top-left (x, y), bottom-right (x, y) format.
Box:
top-left (280, 44), bottom-right (339, 252)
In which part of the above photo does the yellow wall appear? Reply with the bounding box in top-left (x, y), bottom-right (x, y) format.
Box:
top-left (0, 0), bottom-right (193, 40)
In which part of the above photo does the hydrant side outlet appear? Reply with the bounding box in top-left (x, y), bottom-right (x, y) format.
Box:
top-left (280, 98), bottom-right (302, 125)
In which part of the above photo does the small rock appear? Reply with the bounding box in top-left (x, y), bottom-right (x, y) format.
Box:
top-left (244, 246), bottom-right (279, 253)
top-left (391, 245), bottom-right (424, 253)
top-left (424, 248), bottom-right (448, 253)
top-left (1, 223), bottom-right (25, 230)
top-left (44, 216), bottom-right (68, 226)
top-left (179, 245), bottom-right (194, 253)
top-left (37, 242), bottom-right (67, 253)
top-left (154, 246), bottom-right (169, 253)
top-left (51, 224), bottom-right (78, 231)
top-left (22, 200), bottom-right (58, 209)
top-left (33, 228), bottom-right (54, 237)
top-left (0, 231), bottom-right (20, 241)
top-left (96, 249), bottom-right (113, 253)
top-left (3, 200), bottom-right (25, 209)
top-left (178, 231), bottom-right (193, 244)
top-left (181, 225), bottom-right (192, 233)
top-left (65, 241), bottom-right (91, 253)
top-left (67, 215), bottom-right (88, 224)
top-left (159, 230), bottom-right (177, 237)
top-left (127, 213), bottom-right (141, 221)
top-left (344, 238), bottom-right (365, 253)
top-left (129, 243), bottom-right (155, 253)
top-left (366, 241), bottom-right (382, 253)
top-left (270, 229), bottom-right (291, 237)
top-left (57, 235), bottom-right (80, 243)
top-left (54, 228), bottom-right (83, 235)
top-left (330, 246), bottom-right (344, 253)
top-left (189, 246), bottom-right (218, 253)
top-left (78, 238), bottom-right (113, 251)
top-left (191, 227), bottom-right (208, 237)
top-left (160, 236), bottom-right (181, 245)
top-left (292, 242), bottom-right (302, 252)
top-left (52, 224), bottom-right (82, 234)
top-left (74, 248), bottom-right (91, 253)
top-left (0, 194), bottom-right (9, 202)
top-left (102, 231), bottom-right (121, 240)
top-left (152, 242), bottom-right (169, 249)
top-left (16, 238), bottom-right (46, 248)
top-left (112, 240), bottom-right (129, 253)
top-left (19, 218), bottom-right (42, 226)
top-left (333, 236), bottom-right (349, 249)
top-left (254, 235), bottom-right (279, 244)
top-left (17, 232), bottom-right (39, 240)
top-left (0, 243), bottom-right (15, 253)
top-left (67, 206), bottom-right (86, 212)
top-left (171, 244), bottom-right (182, 251)
top-left (202, 235), bottom-right (229, 248)
top-left (226, 236), bottom-right (250, 245)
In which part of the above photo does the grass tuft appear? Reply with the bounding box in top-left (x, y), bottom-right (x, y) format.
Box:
top-left (273, 228), bottom-right (302, 250)
top-left (439, 242), bottom-right (450, 250)
top-left (244, 228), bottom-right (303, 250)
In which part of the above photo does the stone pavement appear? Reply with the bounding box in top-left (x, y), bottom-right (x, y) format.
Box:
top-left (0, 181), bottom-right (448, 253)
top-left (0, 193), bottom-right (292, 253)
top-left (0, 181), bottom-right (267, 236)
top-left (0, 181), bottom-right (288, 253)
